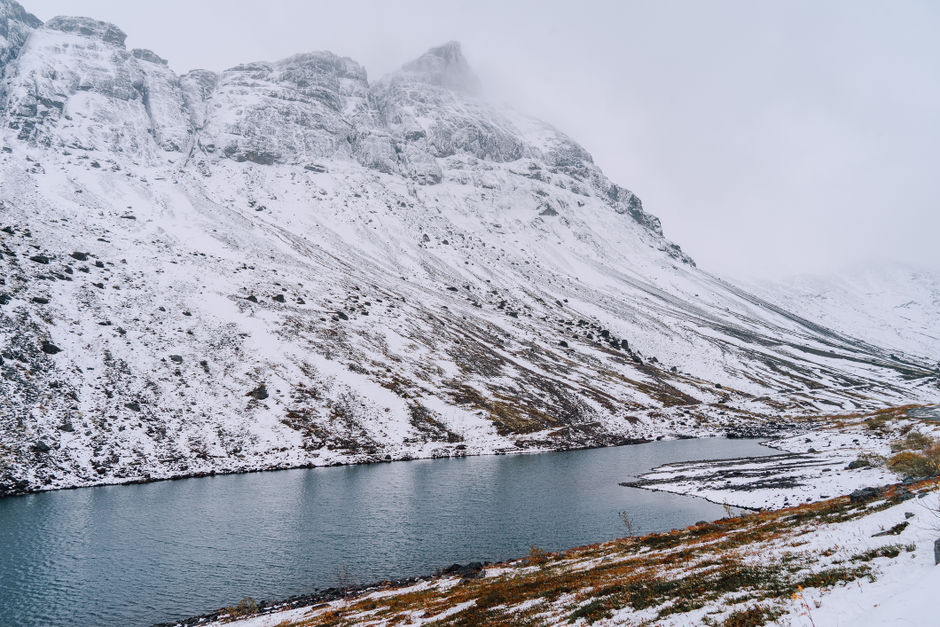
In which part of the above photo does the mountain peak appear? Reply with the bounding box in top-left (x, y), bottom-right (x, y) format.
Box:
top-left (45, 16), bottom-right (127, 47)
top-left (0, 0), bottom-right (40, 65)
top-left (0, 0), bottom-right (39, 25)
top-left (398, 41), bottom-right (481, 95)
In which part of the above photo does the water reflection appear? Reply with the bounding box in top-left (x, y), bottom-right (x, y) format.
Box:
top-left (0, 438), bottom-right (774, 627)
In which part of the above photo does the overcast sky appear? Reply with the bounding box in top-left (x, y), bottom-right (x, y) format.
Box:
top-left (29, 0), bottom-right (940, 279)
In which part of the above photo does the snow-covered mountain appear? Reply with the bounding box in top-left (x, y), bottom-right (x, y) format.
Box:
top-left (746, 264), bottom-right (940, 365)
top-left (0, 2), bottom-right (936, 495)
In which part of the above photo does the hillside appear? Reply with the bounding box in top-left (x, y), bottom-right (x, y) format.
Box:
top-left (746, 263), bottom-right (940, 364)
top-left (0, 1), bottom-right (936, 495)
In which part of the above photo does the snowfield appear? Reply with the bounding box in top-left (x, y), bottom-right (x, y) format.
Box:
top-left (0, 0), bottom-right (937, 499)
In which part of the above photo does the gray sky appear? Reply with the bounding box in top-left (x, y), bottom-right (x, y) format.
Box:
top-left (29, 0), bottom-right (940, 279)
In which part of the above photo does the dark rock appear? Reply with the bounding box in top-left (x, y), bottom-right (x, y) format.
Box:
top-left (46, 16), bottom-right (128, 47)
top-left (31, 297), bottom-right (49, 304)
top-left (131, 48), bottom-right (168, 65)
top-left (29, 254), bottom-right (50, 264)
top-left (849, 487), bottom-right (880, 503)
top-left (337, 311), bottom-right (349, 320)
top-left (935, 539), bottom-right (940, 565)
top-left (558, 340), bottom-right (568, 348)
top-left (905, 512), bottom-right (914, 519)
top-left (40, 341), bottom-right (61, 355)
top-left (70, 252), bottom-right (89, 261)
top-left (872, 521), bottom-right (909, 537)
top-left (272, 294), bottom-right (286, 303)
top-left (442, 562), bottom-right (484, 579)
top-left (125, 401), bottom-right (141, 412)
top-left (169, 354), bottom-right (183, 364)
top-left (247, 384), bottom-right (269, 400)
top-left (246, 294), bottom-right (258, 303)
top-left (32, 440), bottom-right (51, 453)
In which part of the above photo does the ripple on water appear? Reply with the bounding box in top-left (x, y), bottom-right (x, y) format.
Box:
top-left (0, 438), bottom-right (775, 627)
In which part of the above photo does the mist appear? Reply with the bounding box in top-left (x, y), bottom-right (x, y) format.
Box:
top-left (30, 0), bottom-right (940, 279)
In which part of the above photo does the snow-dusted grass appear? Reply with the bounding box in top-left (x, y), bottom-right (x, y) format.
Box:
top-left (630, 404), bottom-right (940, 510)
top-left (209, 479), bottom-right (939, 626)
top-left (193, 407), bottom-right (940, 626)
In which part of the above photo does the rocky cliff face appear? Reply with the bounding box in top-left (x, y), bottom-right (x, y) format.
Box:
top-left (0, 0), bottom-right (38, 66)
top-left (0, 0), bottom-right (935, 495)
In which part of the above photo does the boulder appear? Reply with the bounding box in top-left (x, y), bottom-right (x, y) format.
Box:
top-left (247, 384), bottom-right (269, 400)
top-left (849, 487), bottom-right (880, 503)
top-left (40, 340), bottom-right (61, 355)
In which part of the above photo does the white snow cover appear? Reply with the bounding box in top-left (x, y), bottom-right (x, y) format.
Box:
top-left (212, 483), bottom-right (940, 627)
top-left (747, 262), bottom-right (940, 362)
top-left (0, 0), bottom-right (936, 495)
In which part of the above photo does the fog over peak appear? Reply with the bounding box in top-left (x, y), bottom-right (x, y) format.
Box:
top-left (25, 0), bottom-right (940, 279)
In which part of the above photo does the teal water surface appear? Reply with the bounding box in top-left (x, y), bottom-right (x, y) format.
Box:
top-left (0, 438), bottom-right (775, 626)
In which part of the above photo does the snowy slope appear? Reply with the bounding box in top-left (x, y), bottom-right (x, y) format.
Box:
top-left (0, 2), bottom-right (936, 495)
top-left (746, 263), bottom-right (940, 363)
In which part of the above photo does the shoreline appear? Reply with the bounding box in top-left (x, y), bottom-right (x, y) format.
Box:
top-left (161, 476), bottom-right (940, 627)
top-left (0, 427), bottom-right (793, 500)
top-left (155, 404), bottom-right (940, 625)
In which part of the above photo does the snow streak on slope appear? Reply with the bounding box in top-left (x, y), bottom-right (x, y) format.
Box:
top-left (0, 1), bottom-right (936, 495)
top-left (746, 264), bottom-right (940, 363)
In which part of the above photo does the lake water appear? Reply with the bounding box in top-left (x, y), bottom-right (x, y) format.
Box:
top-left (0, 438), bottom-right (775, 626)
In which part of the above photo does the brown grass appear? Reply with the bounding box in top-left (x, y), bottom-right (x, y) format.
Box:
top-left (252, 480), bottom-right (938, 627)
top-left (887, 446), bottom-right (940, 477)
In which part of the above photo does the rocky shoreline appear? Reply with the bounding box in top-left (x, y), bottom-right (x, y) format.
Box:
top-left (0, 425), bottom-right (796, 499)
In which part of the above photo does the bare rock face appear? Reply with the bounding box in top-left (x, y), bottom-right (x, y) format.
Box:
top-left (202, 52), bottom-right (375, 166)
top-left (398, 41), bottom-right (482, 95)
top-left (0, 6), bottom-right (935, 497)
top-left (45, 16), bottom-right (127, 47)
top-left (0, 0), bottom-right (41, 67)
top-left (2, 15), bottom-right (189, 156)
top-left (131, 48), bottom-right (168, 66)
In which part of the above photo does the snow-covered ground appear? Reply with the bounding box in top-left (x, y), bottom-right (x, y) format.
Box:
top-left (746, 263), bottom-right (940, 363)
top-left (202, 465), bottom-right (940, 626)
top-left (0, 0), bottom-right (936, 496)
top-left (629, 406), bottom-right (939, 510)
top-left (146, 406), bottom-right (940, 627)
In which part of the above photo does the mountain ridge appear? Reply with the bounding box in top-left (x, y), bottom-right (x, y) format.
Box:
top-left (0, 0), bottom-right (936, 496)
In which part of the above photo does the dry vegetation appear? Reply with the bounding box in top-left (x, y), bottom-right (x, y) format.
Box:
top-left (217, 480), bottom-right (937, 627)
